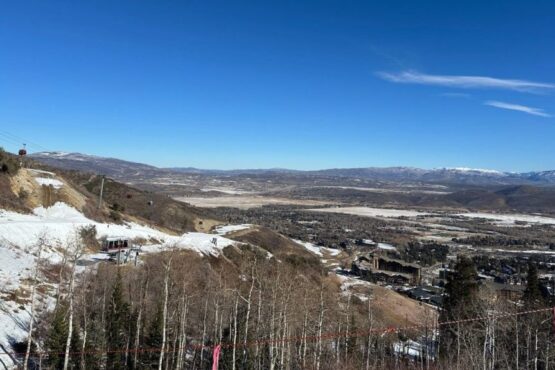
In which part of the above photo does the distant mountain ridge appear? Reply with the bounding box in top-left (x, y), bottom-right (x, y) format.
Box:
top-left (30, 151), bottom-right (555, 185)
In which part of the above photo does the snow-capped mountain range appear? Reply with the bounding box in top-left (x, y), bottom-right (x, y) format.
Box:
top-left (30, 151), bottom-right (555, 185)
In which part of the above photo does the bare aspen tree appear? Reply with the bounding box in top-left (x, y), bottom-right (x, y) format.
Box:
top-left (242, 262), bottom-right (256, 367)
top-left (344, 293), bottom-right (351, 364)
top-left (158, 254), bottom-right (173, 370)
top-left (301, 292), bottom-right (309, 369)
top-left (134, 275), bottom-right (149, 369)
top-left (315, 285), bottom-right (325, 370)
top-left (199, 297), bottom-right (209, 368)
top-left (80, 271), bottom-right (90, 370)
top-left (255, 280), bottom-right (263, 370)
top-left (176, 293), bottom-right (189, 370)
top-left (232, 291), bottom-right (239, 370)
top-left (366, 298), bottom-right (373, 370)
top-left (23, 234), bottom-right (46, 370)
top-left (63, 233), bottom-right (84, 370)
top-left (269, 270), bottom-right (281, 370)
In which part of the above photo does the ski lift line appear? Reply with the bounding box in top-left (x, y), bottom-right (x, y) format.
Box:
top-left (2, 305), bottom-right (553, 358)
top-left (0, 129), bottom-right (49, 150)
top-left (0, 130), bottom-right (50, 152)
top-left (0, 134), bottom-right (22, 147)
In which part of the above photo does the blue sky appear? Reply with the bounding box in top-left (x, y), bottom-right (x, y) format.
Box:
top-left (1, 0), bottom-right (554, 171)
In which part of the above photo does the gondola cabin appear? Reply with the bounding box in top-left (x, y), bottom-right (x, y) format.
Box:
top-left (102, 237), bottom-right (131, 252)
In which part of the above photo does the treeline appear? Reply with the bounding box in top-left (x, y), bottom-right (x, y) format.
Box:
top-left (25, 246), bottom-right (555, 369)
top-left (453, 235), bottom-right (555, 249)
top-left (31, 246), bottom-right (407, 370)
top-left (399, 241), bottom-right (449, 266)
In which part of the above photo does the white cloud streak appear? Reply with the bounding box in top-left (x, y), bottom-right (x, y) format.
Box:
top-left (377, 70), bottom-right (554, 93)
top-left (484, 100), bottom-right (551, 117)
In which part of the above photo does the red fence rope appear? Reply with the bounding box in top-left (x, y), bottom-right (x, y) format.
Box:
top-left (0, 306), bottom-right (552, 358)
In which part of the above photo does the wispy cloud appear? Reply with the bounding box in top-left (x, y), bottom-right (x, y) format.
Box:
top-left (484, 100), bottom-right (551, 117)
top-left (440, 92), bottom-right (471, 99)
top-left (377, 71), bottom-right (555, 93)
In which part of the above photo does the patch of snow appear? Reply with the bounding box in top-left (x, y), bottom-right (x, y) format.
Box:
top-left (0, 202), bottom-right (171, 250)
top-left (293, 239), bottom-right (323, 256)
top-left (293, 239), bottom-right (340, 257)
top-left (445, 167), bottom-right (504, 175)
top-left (308, 207), bottom-right (430, 218)
top-left (455, 212), bottom-right (555, 225)
top-left (27, 168), bottom-right (56, 176)
top-left (200, 187), bottom-right (254, 195)
top-left (34, 177), bottom-right (64, 189)
top-left (377, 243), bottom-right (396, 251)
top-left (214, 224), bottom-right (251, 235)
top-left (144, 233), bottom-right (236, 257)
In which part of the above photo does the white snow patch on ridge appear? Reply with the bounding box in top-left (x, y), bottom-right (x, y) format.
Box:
top-left (35, 177), bottom-right (64, 189)
top-left (293, 239), bottom-right (340, 257)
top-left (377, 243), bottom-right (396, 251)
top-left (214, 224), bottom-right (252, 235)
top-left (0, 202), bottom-right (170, 249)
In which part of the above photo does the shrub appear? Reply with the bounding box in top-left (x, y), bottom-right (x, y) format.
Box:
top-left (79, 225), bottom-right (100, 250)
top-left (109, 210), bottom-right (122, 222)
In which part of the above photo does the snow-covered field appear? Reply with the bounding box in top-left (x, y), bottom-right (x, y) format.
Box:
top-left (308, 206), bottom-right (430, 218)
top-left (454, 212), bottom-right (555, 225)
top-left (200, 187), bottom-right (255, 195)
top-left (178, 195), bottom-right (328, 209)
top-left (309, 206), bottom-right (555, 227)
top-left (0, 202), bottom-right (171, 249)
top-left (313, 186), bottom-right (450, 195)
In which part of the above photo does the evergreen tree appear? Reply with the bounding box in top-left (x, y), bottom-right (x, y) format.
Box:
top-left (523, 263), bottom-right (544, 307)
top-left (105, 271), bottom-right (130, 370)
top-left (46, 305), bottom-right (69, 369)
top-left (45, 303), bottom-right (82, 369)
top-left (145, 303), bottom-right (163, 367)
top-left (442, 256), bottom-right (479, 319)
top-left (440, 256), bottom-right (479, 358)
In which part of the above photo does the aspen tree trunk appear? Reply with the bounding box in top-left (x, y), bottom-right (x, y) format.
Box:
top-left (158, 256), bottom-right (173, 370)
top-left (199, 298), bottom-right (209, 368)
top-left (165, 309), bottom-right (176, 370)
top-left (278, 283), bottom-right (291, 370)
top-left (301, 299), bottom-right (308, 369)
top-left (366, 298), bottom-right (373, 370)
top-left (255, 284), bottom-right (262, 369)
top-left (54, 242), bottom-right (69, 309)
top-left (527, 328), bottom-right (531, 368)
top-left (81, 297), bottom-right (87, 370)
top-left (134, 277), bottom-right (148, 369)
top-left (23, 238), bottom-right (44, 370)
top-left (515, 318), bottom-right (519, 370)
top-left (315, 287), bottom-right (324, 370)
top-left (344, 294), bottom-right (351, 363)
top-left (232, 293), bottom-right (239, 370)
top-left (176, 295), bottom-right (188, 370)
top-left (269, 274), bottom-right (279, 370)
top-left (280, 316), bottom-right (288, 369)
top-left (63, 256), bottom-right (78, 370)
top-left (545, 335), bottom-right (549, 370)
top-left (242, 264), bottom-right (256, 367)
top-left (336, 322), bottom-right (341, 367)
top-left (534, 329), bottom-right (538, 370)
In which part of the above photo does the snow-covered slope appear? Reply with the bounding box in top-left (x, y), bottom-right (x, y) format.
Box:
top-left (0, 202), bottom-right (240, 368)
